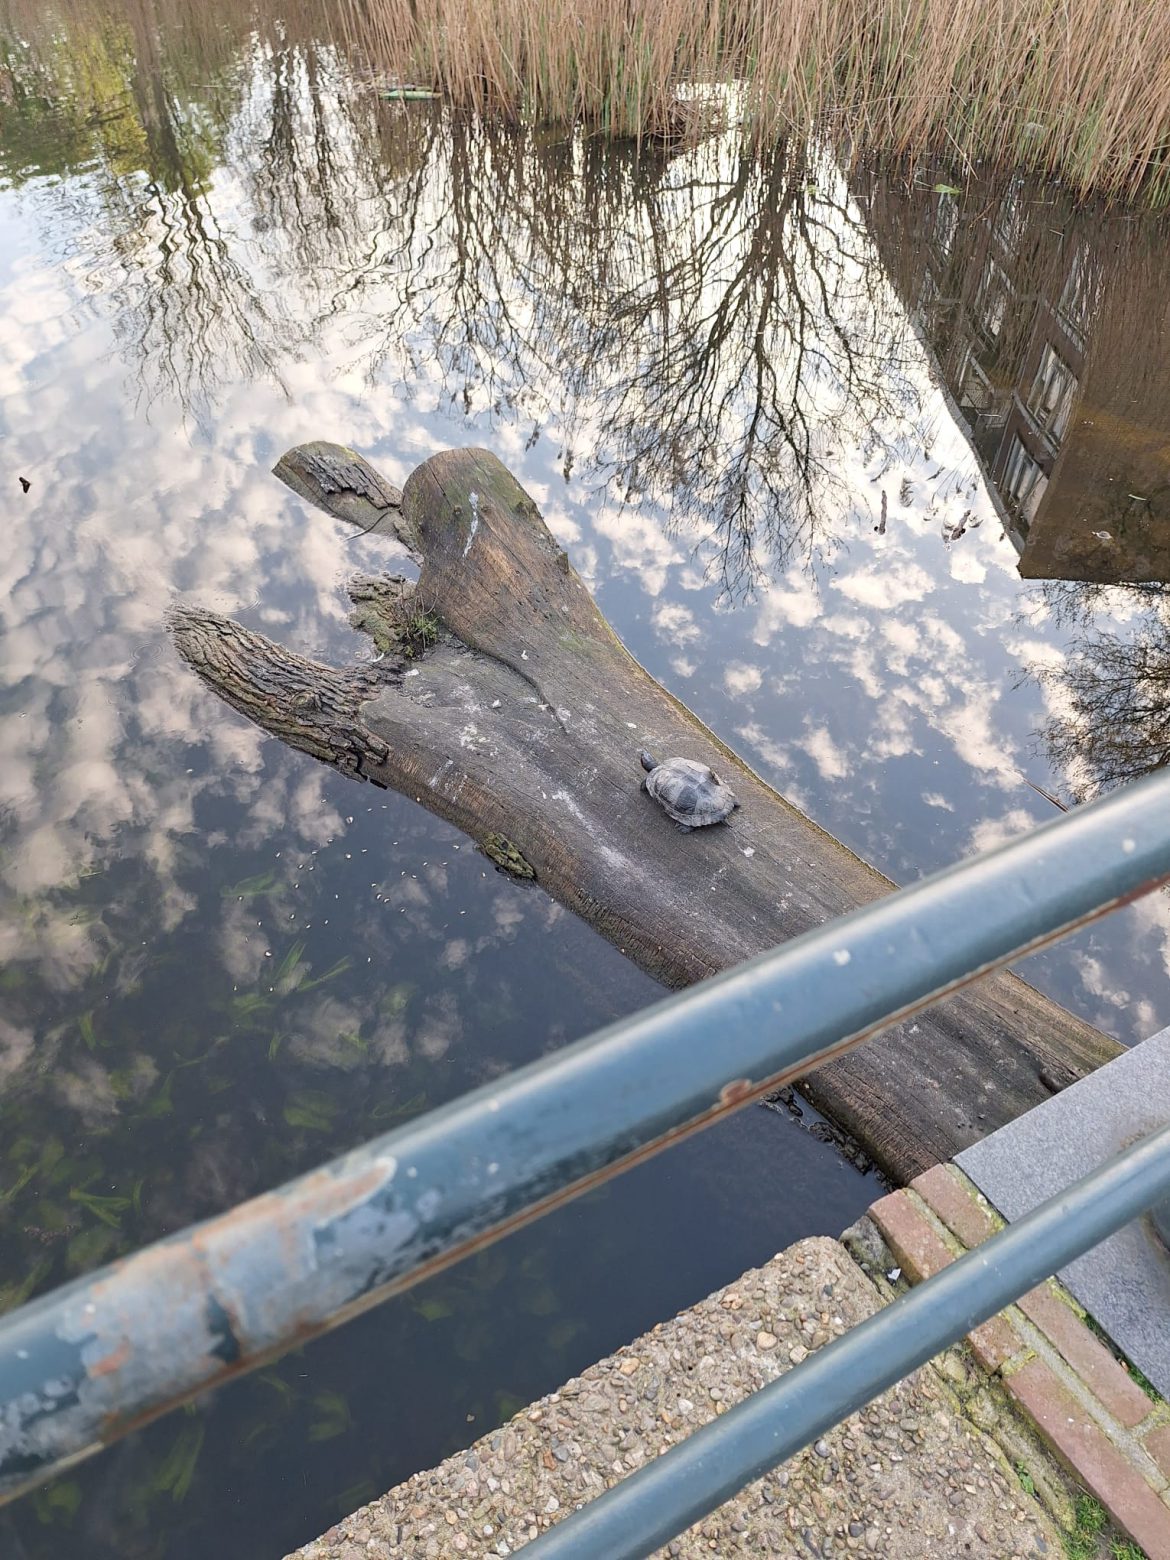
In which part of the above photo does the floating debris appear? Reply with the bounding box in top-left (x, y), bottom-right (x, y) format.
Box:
top-left (381, 86), bottom-right (440, 101)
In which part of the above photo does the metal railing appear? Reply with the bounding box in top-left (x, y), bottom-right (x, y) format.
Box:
top-left (525, 1122), bottom-right (1170, 1558)
top-left (3, 767), bottom-right (1170, 1552)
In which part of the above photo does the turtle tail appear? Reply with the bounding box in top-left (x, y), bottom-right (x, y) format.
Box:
top-left (638, 749), bottom-right (658, 773)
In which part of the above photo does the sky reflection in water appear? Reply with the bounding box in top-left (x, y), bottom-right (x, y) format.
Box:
top-left (1, 5), bottom-right (1170, 1556)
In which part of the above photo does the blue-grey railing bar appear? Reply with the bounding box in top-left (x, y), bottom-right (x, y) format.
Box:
top-left (1, 769), bottom-right (1169, 1503)
top-left (520, 1121), bottom-right (1170, 1558)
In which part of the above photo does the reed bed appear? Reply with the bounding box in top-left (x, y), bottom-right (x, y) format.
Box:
top-left (343, 0), bottom-right (1170, 200)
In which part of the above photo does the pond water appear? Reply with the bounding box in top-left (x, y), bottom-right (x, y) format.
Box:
top-left (2, 4), bottom-right (1170, 1557)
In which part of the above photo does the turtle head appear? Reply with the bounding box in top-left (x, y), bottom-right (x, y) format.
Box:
top-left (638, 749), bottom-right (658, 773)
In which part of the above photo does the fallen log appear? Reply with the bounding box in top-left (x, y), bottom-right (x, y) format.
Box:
top-left (170, 443), bottom-right (1122, 1183)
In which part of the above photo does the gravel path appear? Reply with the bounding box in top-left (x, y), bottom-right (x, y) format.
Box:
top-left (287, 1237), bottom-right (1058, 1559)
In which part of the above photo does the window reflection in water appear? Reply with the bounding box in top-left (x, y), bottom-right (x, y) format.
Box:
top-left (1029, 342), bottom-right (1078, 445)
top-left (1003, 435), bottom-right (1050, 524)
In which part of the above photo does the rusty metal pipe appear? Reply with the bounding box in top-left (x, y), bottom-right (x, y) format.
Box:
top-left (2, 767), bottom-right (1170, 1503)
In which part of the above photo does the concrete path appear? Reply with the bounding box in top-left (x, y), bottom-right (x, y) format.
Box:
top-left (287, 1237), bottom-right (1059, 1560)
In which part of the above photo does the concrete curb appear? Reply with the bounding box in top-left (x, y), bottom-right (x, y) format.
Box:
top-left (286, 1237), bottom-right (1062, 1560)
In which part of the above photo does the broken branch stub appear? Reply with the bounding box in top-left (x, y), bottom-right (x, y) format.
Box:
top-left (169, 443), bottom-right (1122, 1183)
top-left (273, 441), bottom-right (414, 547)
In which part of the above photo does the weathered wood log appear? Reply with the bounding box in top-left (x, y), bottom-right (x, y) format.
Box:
top-left (170, 444), bottom-right (1123, 1183)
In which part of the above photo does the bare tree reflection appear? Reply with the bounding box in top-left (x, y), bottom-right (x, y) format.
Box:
top-left (2, 1), bottom-right (931, 578)
top-left (7, 0), bottom-right (1170, 590)
top-left (321, 121), bottom-right (923, 593)
top-left (584, 140), bottom-right (921, 593)
top-left (106, 9), bottom-right (294, 415)
top-left (0, 0), bottom-right (299, 417)
top-left (1028, 581), bottom-right (1170, 797)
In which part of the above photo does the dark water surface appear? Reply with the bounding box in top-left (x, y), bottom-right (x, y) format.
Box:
top-left (2, 4), bottom-right (1170, 1557)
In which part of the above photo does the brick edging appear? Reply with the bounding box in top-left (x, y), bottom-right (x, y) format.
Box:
top-left (862, 1165), bottom-right (1170, 1559)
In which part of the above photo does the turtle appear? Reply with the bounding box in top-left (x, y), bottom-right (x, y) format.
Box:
top-left (638, 750), bottom-right (740, 831)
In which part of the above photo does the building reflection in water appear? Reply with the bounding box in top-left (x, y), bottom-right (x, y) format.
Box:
top-left (856, 167), bottom-right (1170, 584)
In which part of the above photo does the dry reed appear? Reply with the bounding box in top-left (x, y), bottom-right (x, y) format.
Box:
top-left (4, 0), bottom-right (1168, 199)
top-left (342, 0), bottom-right (1170, 200)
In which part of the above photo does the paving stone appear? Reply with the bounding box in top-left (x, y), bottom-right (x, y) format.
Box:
top-left (957, 1024), bottom-right (1170, 1399)
top-left (868, 1193), bottom-right (1022, 1371)
top-left (1017, 1281), bottom-right (1154, 1430)
top-left (911, 1165), bottom-right (1001, 1249)
top-left (868, 1192), bottom-right (954, 1281)
top-left (1144, 1422), bottom-right (1170, 1485)
top-left (967, 1313), bottom-right (1023, 1374)
top-left (1004, 1358), bottom-right (1170, 1559)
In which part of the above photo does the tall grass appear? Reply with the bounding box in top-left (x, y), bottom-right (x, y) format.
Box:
top-left (343, 0), bottom-right (1170, 199)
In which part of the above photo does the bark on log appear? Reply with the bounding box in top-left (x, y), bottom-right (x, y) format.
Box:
top-left (170, 444), bottom-right (1122, 1183)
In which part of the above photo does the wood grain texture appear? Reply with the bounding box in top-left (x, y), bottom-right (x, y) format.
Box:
top-left (171, 444), bottom-right (1123, 1183)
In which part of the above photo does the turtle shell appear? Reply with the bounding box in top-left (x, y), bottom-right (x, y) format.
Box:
top-left (642, 756), bottom-right (739, 829)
